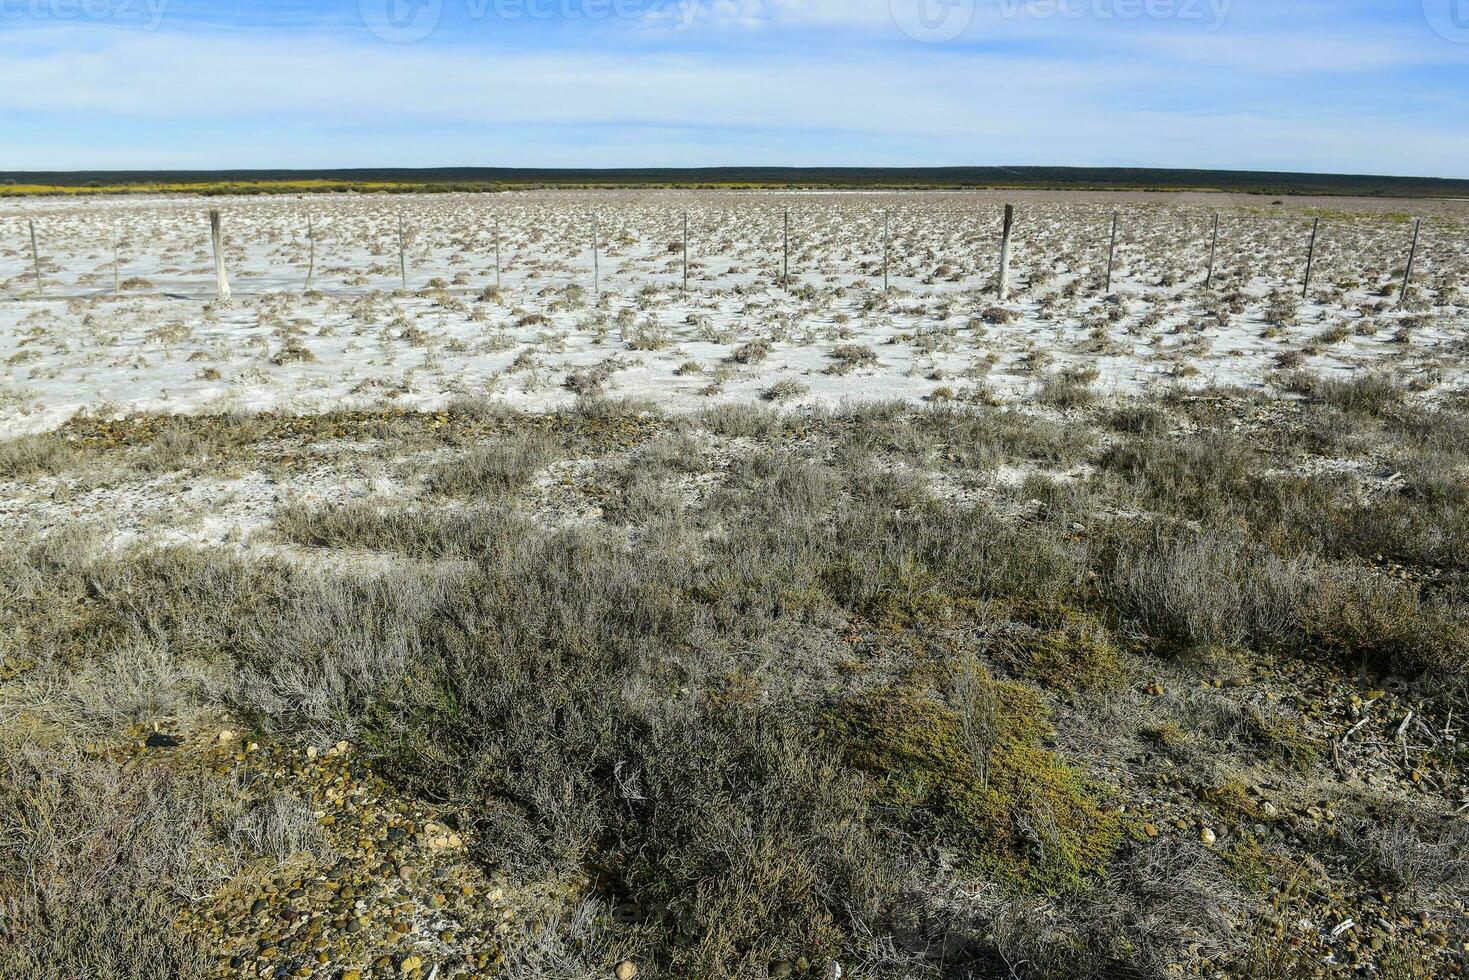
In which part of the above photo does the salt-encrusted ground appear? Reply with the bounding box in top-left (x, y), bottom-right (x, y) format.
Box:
top-left (3, 189), bottom-right (1465, 437)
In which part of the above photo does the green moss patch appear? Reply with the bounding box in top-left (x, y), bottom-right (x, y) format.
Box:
top-left (823, 677), bottom-right (1122, 893)
top-left (995, 601), bottom-right (1129, 693)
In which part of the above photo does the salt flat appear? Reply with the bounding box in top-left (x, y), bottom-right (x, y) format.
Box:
top-left (4, 189), bottom-right (1464, 436)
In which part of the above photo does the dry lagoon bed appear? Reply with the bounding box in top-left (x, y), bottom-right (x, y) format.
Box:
top-left (2, 190), bottom-right (1469, 980)
top-left (2, 189), bottom-right (1466, 435)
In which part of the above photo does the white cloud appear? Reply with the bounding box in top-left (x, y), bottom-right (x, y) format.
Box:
top-left (1, 21), bottom-right (1465, 176)
top-left (1123, 28), bottom-right (1451, 74)
top-left (643, 0), bottom-right (897, 31)
top-left (0, 25), bottom-right (1136, 129)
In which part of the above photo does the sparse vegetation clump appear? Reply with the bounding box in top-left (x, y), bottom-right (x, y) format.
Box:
top-left (826, 343), bottom-right (878, 374)
top-left (1282, 368), bottom-right (1406, 416)
top-left (762, 378), bottom-right (808, 402)
top-left (1036, 366), bottom-right (1100, 409)
top-left (429, 431), bottom-right (559, 495)
top-left (0, 432), bottom-right (76, 479)
top-left (0, 742), bottom-right (218, 979)
top-left (729, 337), bottom-right (772, 364)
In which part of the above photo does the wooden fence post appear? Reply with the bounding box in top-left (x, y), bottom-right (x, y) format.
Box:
top-left (1302, 217), bottom-right (1320, 298)
top-left (1105, 212), bottom-right (1119, 294)
top-left (782, 207), bottom-right (790, 290)
top-left (28, 219), bottom-right (43, 296)
top-left (305, 215), bottom-right (315, 291)
top-left (997, 204), bottom-right (1015, 300)
top-left (1205, 212), bottom-right (1219, 288)
top-left (1400, 218), bottom-right (1421, 303)
top-left (883, 209), bottom-right (890, 293)
top-left (210, 210), bottom-right (230, 302)
top-left (398, 214), bottom-right (407, 290)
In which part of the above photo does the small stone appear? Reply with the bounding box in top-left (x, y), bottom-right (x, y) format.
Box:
top-left (1143, 823), bottom-right (1159, 838)
top-left (146, 732), bottom-right (181, 748)
top-left (218, 729), bottom-right (237, 744)
top-left (615, 961), bottom-right (638, 980)
top-left (399, 956), bottom-right (423, 974)
top-left (1199, 827), bottom-right (1217, 846)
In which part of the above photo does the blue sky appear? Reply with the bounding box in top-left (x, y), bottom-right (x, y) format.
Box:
top-left (2, 0), bottom-right (1467, 176)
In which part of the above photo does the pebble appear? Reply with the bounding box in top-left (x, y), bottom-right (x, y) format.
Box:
top-left (154, 733), bottom-right (513, 980)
